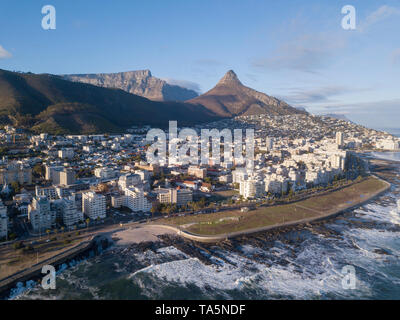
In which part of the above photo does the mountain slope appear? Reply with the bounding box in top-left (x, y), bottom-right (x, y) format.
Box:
top-left (62, 70), bottom-right (199, 101)
top-left (187, 70), bottom-right (306, 117)
top-left (0, 69), bottom-right (220, 134)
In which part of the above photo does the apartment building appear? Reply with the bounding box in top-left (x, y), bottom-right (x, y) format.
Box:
top-left (154, 187), bottom-right (193, 206)
top-left (0, 161), bottom-right (32, 185)
top-left (58, 148), bottom-right (74, 159)
top-left (188, 166), bottom-right (207, 179)
top-left (123, 187), bottom-right (152, 212)
top-left (94, 167), bottom-right (115, 179)
top-left (240, 179), bottom-right (265, 199)
top-left (82, 191), bottom-right (106, 220)
top-left (60, 168), bottom-right (76, 186)
top-left (45, 165), bottom-right (64, 184)
top-left (28, 196), bottom-right (56, 232)
top-left (60, 197), bottom-right (83, 227)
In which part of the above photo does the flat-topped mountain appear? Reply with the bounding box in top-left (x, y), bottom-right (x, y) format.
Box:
top-left (0, 69), bottom-right (219, 134)
top-left (62, 70), bottom-right (199, 101)
top-left (187, 70), bottom-right (306, 117)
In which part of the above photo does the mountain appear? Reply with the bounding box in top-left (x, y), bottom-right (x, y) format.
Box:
top-left (187, 70), bottom-right (306, 117)
top-left (0, 69), bottom-right (219, 134)
top-left (62, 70), bottom-right (199, 102)
top-left (324, 113), bottom-right (352, 122)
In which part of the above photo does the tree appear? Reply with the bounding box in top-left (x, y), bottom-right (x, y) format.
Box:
top-left (10, 181), bottom-right (21, 194)
top-left (32, 163), bottom-right (45, 178)
top-left (46, 229), bottom-right (51, 239)
top-left (150, 205), bottom-right (157, 219)
top-left (86, 218), bottom-right (90, 230)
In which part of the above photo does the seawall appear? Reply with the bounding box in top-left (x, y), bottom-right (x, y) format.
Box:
top-left (0, 235), bottom-right (108, 299)
top-left (152, 176), bottom-right (391, 243)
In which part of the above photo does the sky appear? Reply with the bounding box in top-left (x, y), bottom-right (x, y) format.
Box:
top-left (0, 0), bottom-right (399, 132)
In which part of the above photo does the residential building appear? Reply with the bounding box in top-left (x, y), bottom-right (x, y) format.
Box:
top-left (153, 187), bottom-right (193, 206)
top-left (82, 191), bottom-right (106, 220)
top-left (336, 132), bottom-right (344, 148)
top-left (60, 197), bottom-right (83, 227)
top-left (188, 166), bottom-right (207, 179)
top-left (0, 161), bottom-right (32, 185)
top-left (239, 179), bottom-right (265, 199)
top-left (45, 165), bottom-right (64, 184)
top-left (122, 187), bottom-right (152, 212)
top-left (94, 167), bottom-right (115, 179)
top-left (58, 148), bottom-right (74, 159)
top-left (28, 196), bottom-right (56, 232)
top-left (60, 168), bottom-right (76, 186)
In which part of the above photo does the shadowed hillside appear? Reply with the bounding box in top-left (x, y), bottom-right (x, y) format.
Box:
top-left (0, 69), bottom-right (220, 134)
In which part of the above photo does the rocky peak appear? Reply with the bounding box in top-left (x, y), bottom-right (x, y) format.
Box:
top-left (217, 70), bottom-right (242, 86)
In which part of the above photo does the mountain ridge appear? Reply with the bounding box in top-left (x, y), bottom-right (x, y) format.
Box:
top-left (62, 70), bottom-right (199, 102)
top-left (0, 69), bottom-right (219, 134)
top-left (187, 70), bottom-right (306, 117)
top-left (0, 68), bottom-right (308, 135)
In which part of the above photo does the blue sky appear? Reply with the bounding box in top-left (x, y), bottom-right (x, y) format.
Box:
top-left (0, 0), bottom-right (399, 131)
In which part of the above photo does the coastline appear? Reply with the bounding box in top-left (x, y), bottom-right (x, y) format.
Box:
top-left (150, 175), bottom-right (391, 243)
top-left (0, 235), bottom-right (109, 299)
top-left (1, 159), bottom-right (395, 298)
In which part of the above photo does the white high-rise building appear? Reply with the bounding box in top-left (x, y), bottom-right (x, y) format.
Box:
top-left (240, 179), bottom-right (265, 199)
top-left (35, 185), bottom-right (58, 200)
top-left (232, 168), bottom-right (248, 184)
top-left (28, 196), bottom-right (56, 232)
top-left (118, 173), bottom-right (141, 189)
top-left (45, 165), bottom-right (64, 185)
top-left (336, 132), bottom-right (344, 148)
top-left (332, 154), bottom-right (345, 171)
top-left (60, 168), bottom-right (76, 186)
top-left (122, 187), bottom-right (152, 212)
top-left (60, 197), bottom-right (83, 227)
top-left (82, 191), bottom-right (106, 220)
top-left (94, 167), bottom-right (115, 179)
top-left (0, 199), bottom-right (8, 239)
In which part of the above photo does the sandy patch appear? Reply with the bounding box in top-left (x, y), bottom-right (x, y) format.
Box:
top-left (111, 225), bottom-right (176, 246)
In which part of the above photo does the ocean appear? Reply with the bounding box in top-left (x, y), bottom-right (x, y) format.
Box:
top-left (11, 153), bottom-right (400, 300)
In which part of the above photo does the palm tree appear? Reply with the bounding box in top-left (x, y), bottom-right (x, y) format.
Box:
top-left (46, 229), bottom-right (50, 239)
top-left (86, 218), bottom-right (90, 230)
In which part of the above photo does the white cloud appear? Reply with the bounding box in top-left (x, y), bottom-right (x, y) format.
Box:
top-left (309, 99), bottom-right (400, 129)
top-left (277, 86), bottom-right (370, 105)
top-left (359, 5), bottom-right (400, 32)
top-left (0, 45), bottom-right (12, 59)
top-left (252, 33), bottom-right (346, 73)
top-left (163, 78), bottom-right (201, 93)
